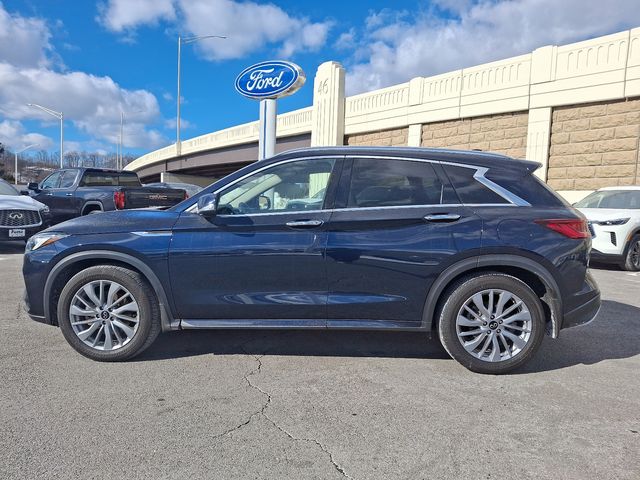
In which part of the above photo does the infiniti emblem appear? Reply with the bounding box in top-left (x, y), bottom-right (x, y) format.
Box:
top-left (8, 212), bottom-right (23, 220)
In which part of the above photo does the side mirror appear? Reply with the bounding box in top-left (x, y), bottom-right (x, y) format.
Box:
top-left (27, 182), bottom-right (40, 192)
top-left (197, 193), bottom-right (219, 218)
top-left (258, 194), bottom-right (271, 210)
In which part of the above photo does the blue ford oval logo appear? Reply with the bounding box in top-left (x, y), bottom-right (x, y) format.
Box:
top-left (235, 61), bottom-right (305, 99)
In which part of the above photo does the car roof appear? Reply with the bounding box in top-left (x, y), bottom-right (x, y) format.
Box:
top-left (268, 146), bottom-right (541, 174)
top-left (598, 186), bottom-right (640, 191)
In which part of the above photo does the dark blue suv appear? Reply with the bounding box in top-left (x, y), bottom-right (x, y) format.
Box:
top-left (23, 147), bottom-right (601, 373)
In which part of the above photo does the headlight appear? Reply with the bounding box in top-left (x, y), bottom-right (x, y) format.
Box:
top-left (26, 232), bottom-right (68, 251)
top-left (41, 206), bottom-right (50, 214)
top-left (597, 218), bottom-right (630, 226)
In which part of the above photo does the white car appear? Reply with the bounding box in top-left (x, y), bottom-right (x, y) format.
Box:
top-left (0, 179), bottom-right (50, 242)
top-left (575, 186), bottom-right (640, 271)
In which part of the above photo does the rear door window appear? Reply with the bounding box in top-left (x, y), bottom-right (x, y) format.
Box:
top-left (347, 158), bottom-right (445, 208)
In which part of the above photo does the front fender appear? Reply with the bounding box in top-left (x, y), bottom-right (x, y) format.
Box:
top-left (43, 249), bottom-right (179, 332)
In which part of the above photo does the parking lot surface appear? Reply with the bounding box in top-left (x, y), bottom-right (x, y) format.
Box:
top-left (1, 242), bottom-right (639, 480)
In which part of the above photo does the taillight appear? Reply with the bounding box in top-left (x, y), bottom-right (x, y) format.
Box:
top-left (535, 219), bottom-right (590, 239)
top-left (114, 191), bottom-right (126, 210)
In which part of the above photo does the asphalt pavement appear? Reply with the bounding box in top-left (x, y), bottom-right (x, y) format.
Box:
top-left (1, 241), bottom-right (638, 480)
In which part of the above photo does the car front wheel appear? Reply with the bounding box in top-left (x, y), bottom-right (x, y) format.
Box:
top-left (437, 273), bottom-right (545, 374)
top-left (57, 265), bottom-right (161, 361)
top-left (622, 234), bottom-right (640, 271)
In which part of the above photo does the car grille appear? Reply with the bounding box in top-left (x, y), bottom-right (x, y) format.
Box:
top-left (0, 209), bottom-right (42, 227)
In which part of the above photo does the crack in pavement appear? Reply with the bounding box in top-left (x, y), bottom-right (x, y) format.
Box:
top-left (241, 351), bottom-right (355, 480)
top-left (210, 337), bottom-right (354, 479)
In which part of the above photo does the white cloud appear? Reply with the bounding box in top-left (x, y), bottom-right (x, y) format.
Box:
top-left (0, 4), bottom-right (168, 151)
top-left (98, 0), bottom-right (332, 59)
top-left (0, 3), bottom-right (52, 68)
top-left (335, 29), bottom-right (356, 51)
top-left (0, 120), bottom-right (54, 150)
top-left (346, 0), bottom-right (640, 94)
top-left (164, 117), bottom-right (192, 130)
top-left (97, 0), bottom-right (176, 32)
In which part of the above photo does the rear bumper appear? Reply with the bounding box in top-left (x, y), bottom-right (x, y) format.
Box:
top-left (561, 272), bottom-right (601, 330)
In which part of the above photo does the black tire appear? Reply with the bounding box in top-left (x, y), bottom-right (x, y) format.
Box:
top-left (622, 234), bottom-right (640, 271)
top-left (57, 265), bottom-right (161, 361)
top-left (437, 273), bottom-right (546, 374)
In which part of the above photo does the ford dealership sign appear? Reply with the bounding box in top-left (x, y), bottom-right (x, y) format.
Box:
top-left (235, 61), bottom-right (305, 99)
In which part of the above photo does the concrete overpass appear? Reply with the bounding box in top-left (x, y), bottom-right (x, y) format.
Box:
top-left (127, 28), bottom-right (640, 201)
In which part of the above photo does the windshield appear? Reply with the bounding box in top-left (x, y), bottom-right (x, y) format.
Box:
top-left (0, 181), bottom-right (19, 196)
top-left (575, 190), bottom-right (640, 209)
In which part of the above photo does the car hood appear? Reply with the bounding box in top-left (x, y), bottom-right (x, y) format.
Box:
top-left (578, 208), bottom-right (640, 222)
top-left (47, 209), bottom-right (181, 235)
top-left (0, 195), bottom-right (47, 210)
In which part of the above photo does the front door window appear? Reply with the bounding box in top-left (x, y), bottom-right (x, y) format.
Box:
top-left (218, 158), bottom-right (336, 215)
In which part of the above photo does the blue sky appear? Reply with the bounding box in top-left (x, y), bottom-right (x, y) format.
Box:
top-left (1, 0), bottom-right (639, 159)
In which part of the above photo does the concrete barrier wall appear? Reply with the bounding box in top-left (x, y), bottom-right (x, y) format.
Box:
top-left (128, 27), bottom-right (640, 200)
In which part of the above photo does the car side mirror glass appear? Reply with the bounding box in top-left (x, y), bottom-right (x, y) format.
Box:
top-left (27, 182), bottom-right (40, 192)
top-left (258, 194), bottom-right (271, 210)
top-left (197, 193), bottom-right (219, 218)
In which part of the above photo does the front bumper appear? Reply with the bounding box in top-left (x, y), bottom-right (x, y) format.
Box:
top-left (23, 289), bottom-right (49, 325)
top-left (561, 271), bottom-right (601, 330)
top-left (0, 224), bottom-right (44, 241)
top-left (590, 223), bottom-right (629, 256)
top-left (590, 249), bottom-right (623, 264)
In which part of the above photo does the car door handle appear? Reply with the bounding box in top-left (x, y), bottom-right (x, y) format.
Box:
top-left (285, 219), bottom-right (324, 228)
top-left (65, 193), bottom-right (73, 197)
top-left (424, 213), bottom-right (461, 222)
top-left (44, 192), bottom-right (54, 196)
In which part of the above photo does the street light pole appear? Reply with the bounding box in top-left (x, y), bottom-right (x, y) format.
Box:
top-left (120, 111), bottom-right (124, 170)
top-left (15, 143), bottom-right (38, 185)
top-left (176, 34), bottom-right (226, 156)
top-left (27, 103), bottom-right (64, 168)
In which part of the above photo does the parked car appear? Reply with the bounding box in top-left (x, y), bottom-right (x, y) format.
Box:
top-left (575, 186), bottom-right (640, 271)
top-left (27, 168), bottom-right (188, 225)
top-left (145, 182), bottom-right (202, 197)
top-left (0, 178), bottom-right (49, 242)
top-left (23, 147), bottom-right (600, 374)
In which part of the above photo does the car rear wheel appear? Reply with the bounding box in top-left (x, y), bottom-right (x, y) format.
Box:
top-left (622, 234), bottom-right (640, 271)
top-left (57, 265), bottom-right (161, 361)
top-left (437, 273), bottom-right (545, 374)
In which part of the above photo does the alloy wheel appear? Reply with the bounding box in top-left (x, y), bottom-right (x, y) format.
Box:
top-left (68, 280), bottom-right (140, 351)
top-left (630, 240), bottom-right (640, 269)
top-left (455, 289), bottom-right (533, 362)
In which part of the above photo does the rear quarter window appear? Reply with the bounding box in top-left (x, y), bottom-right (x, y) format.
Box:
top-left (441, 165), bottom-right (509, 204)
top-left (485, 171), bottom-right (566, 207)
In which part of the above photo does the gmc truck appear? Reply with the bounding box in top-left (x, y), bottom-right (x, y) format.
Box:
top-left (27, 168), bottom-right (187, 225)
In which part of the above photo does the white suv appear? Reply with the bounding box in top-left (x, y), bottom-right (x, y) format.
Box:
top-left (576, 186), bottom-right (640, 271)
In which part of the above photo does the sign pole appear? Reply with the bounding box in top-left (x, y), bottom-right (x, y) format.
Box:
top-left (258, 99), bottom-right (277, 160)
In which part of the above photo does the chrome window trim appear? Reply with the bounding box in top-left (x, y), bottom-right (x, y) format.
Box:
top-left (185, 153), bottom-right (530, 214)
